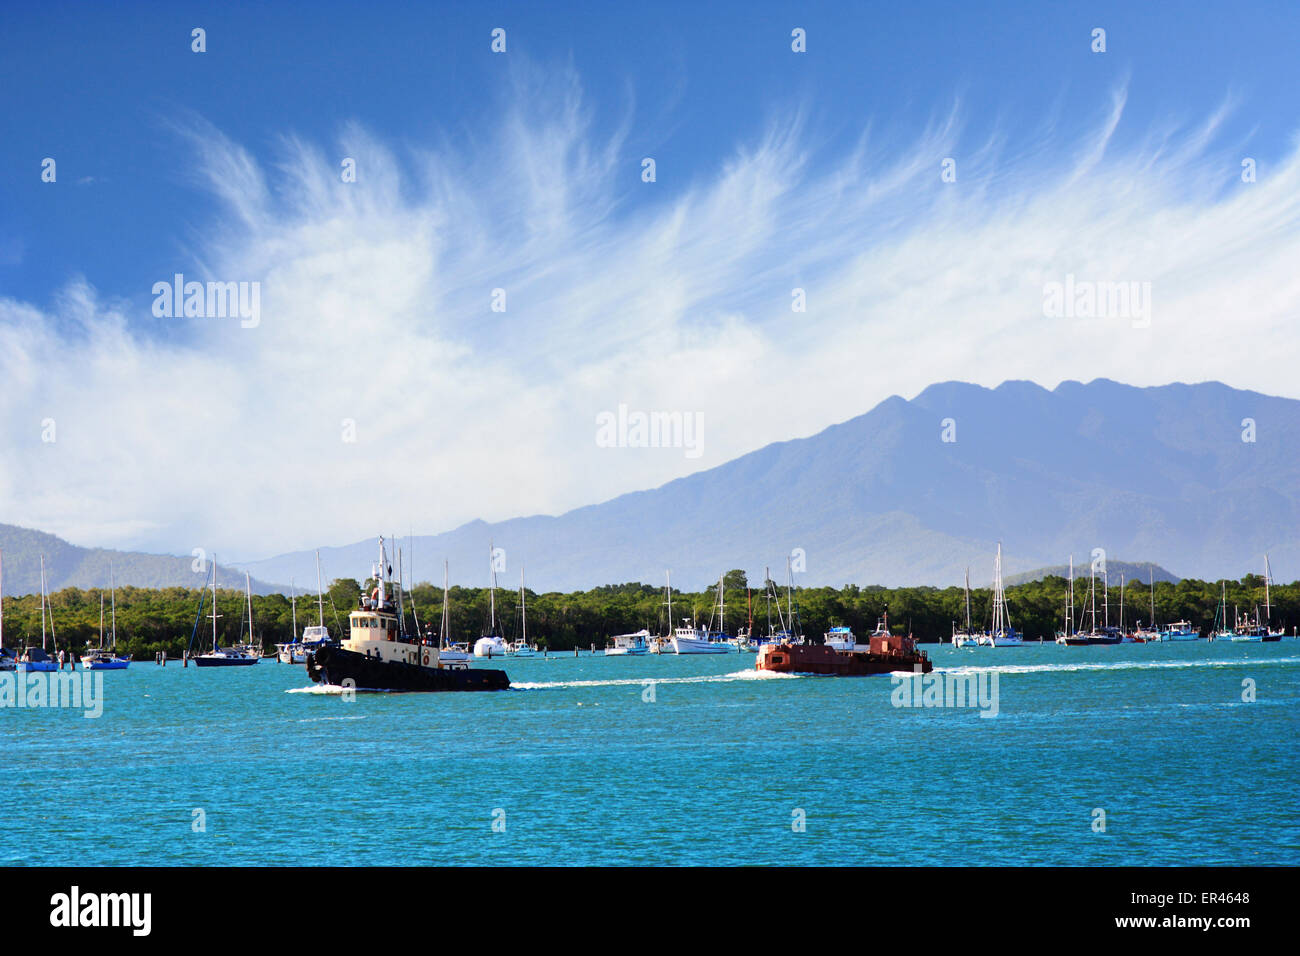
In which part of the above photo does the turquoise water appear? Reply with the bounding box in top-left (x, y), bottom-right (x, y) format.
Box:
top-left (4, 642), bottom-right (1298, 866)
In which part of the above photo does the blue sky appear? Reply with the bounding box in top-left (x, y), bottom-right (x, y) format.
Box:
top-left (5, 1), bottom-right (1295, 308)
top-left (2, 1), bottom-right (1299, 558)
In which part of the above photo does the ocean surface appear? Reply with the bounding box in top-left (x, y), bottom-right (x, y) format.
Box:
top-left (4, 641), bottom-right (1298, 866)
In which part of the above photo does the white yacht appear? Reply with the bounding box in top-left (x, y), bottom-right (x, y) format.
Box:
top-left (951, 568), bottom-right (982, 647)
top-left (977, 543), bottom-right (1023, 646)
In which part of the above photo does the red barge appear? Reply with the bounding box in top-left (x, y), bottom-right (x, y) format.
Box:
top-left (755, 614), bottom-right (933, 676)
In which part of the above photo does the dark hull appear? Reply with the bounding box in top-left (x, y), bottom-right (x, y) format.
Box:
top-left (306, 644), bottom-right (509, 692)
top-left (193, 656), bottom-right (258, 666)
top-left (758, 643), bottom-right (932, 676)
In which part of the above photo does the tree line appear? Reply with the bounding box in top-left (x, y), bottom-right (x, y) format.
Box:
top-left (1, 570), bottom-right (1293, 658)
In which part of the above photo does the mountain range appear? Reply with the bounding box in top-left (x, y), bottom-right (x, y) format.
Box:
top-left (0, 524), bottom-right (281, 597)
top-left (232, 378), bottom-right (1298, 591)
top-left (4, 379), bottom-right (1295, 595)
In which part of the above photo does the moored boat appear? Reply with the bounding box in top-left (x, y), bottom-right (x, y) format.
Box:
top-left (606, 629), bottom-right (651, 655)
top-left (82, 564), bottom-right (131, 670)
top-left (976, 543), bottom-right (1023, 646)
top-left (191, 559), bottom-right (259, 667)
top-left (18, 556), bottom-right (61, 671)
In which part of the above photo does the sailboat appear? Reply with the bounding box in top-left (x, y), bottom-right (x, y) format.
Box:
top-left (508, 566), bottom-right (537, 656)
top-left (672, 573), bottom-right (736, 654)
top-left (951, 567), bottom-right (981, 647)
top-left (0, 549), bottom-right (14, 671)
top-left (435, 561), bottom-right (473, 662)
top-left (276, 580), bottom-right (301, 663)
top-left (473, 542), bottom-right (509, 658)
top-left (977, 543), bottom-right (1023, 646)
top-left (1210, 581), bottom-right (1235, 642)
top-left (1227, 561), bottom-right (1278, 642)
top-left (193, 559), bottom-right (259, 666)
top-left (18, 555), bottom-right (60, 671)
top-left (83, 564), bottom-right (131, 669)
top-left (1055, 556), bottom-right (1079, 644)
top-left (1260, 555), bottom-right (1285, 642)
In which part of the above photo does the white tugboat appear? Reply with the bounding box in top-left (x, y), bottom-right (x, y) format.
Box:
top-left (307, 537), bottom-right (509, 691)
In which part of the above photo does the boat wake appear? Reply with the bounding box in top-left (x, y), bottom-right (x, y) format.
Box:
top-left (937, 656), bottom-right (1300, 677)
top-left (511, 669), bottom-right (800, 690)
top-left (286, 684), bottom-right (392, 695)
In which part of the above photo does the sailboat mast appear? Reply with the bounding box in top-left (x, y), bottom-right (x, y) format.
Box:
top-left (1067, 555), bottom-right (1075, 636)
top-left (1265, 554), bottom-right (1273, 618)
top-left (1089, 562), bottom-right (1097, 633)
top-left (245, 572), bottom-right (254, 649)
top-left (666, 570), bottom-right (672, 633)
top-left (40, 555), bottom-right (47, 650)
top-left (964, 567), bottom-right (972, 631)
top-left (1119, 574), bottom-right (1125, 631)
top-left (211, 557), bottom-right (219, 649)
top-left (520, 565), bottom-right (527, 646)
top-left (442, 560), bottom-right (450, 647)
top-left (315, 550), bottom-right (325, 628)
top-left (764, 566), bottom-right (771, 634)
top-left (1103, 567), bottom-right (1109, 629)
top-left (488, 541), bottom-right (496, 633)
top-left (1149, 563), bottom-right (1155, 629)
top-left (719, 573), bottom-right (725, 635)
top-left (110, 561), bottom-right (117, 650)
top-left (291, 578), bottom-right (297, 641)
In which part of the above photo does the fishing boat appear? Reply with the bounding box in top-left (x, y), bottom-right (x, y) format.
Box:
top-left (473, 542), bottom-right (509, 658)
top-left (192, 560), bottom-right (259, 666)
top-left (1158, 620), bottom-right (1199, 642)
top-left (305, 537), bottom-right (509, 691)
top-left (951, 567), bottom-right (982, 647)
top-left (18, 556), bottom-right (61, 672)
top-left (977, 543), bottom-right (1023, 646)
top-left (82, 564), bottom-right (131, 669)
top-left (757, 609), bottom-right (932, 676)
top-left (671, 618), bottom-right (731, 654)
top-left (606, 629), bottom-right (651, 655)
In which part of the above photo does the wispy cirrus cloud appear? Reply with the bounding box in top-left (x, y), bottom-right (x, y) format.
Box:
top-left (3, 63), bottom-right (1299, 562)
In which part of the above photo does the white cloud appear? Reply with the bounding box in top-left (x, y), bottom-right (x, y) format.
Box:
top-left (4, 68), bottom-right (1299, 560)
